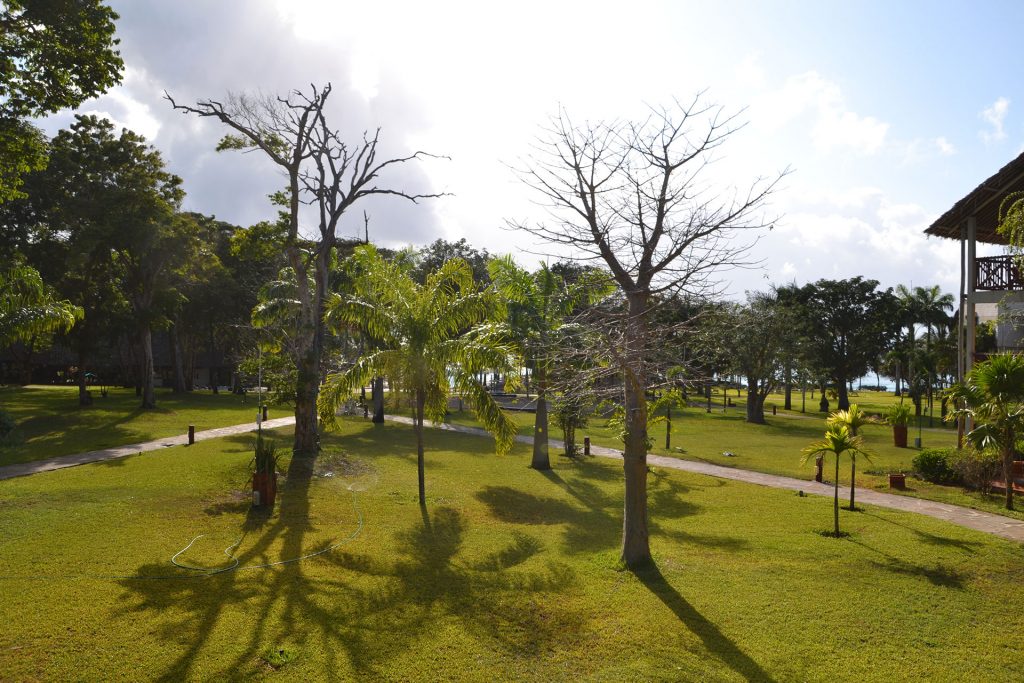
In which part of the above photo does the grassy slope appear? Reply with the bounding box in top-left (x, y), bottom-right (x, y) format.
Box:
top-left (0, 385), bottom-right (269, 466)
top-left (0, 417), bottom-right (1021, 681)
top-left (446, 402), bottom-right (1024, 522)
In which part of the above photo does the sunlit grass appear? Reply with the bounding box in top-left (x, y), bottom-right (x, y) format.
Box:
top-left (0, 385), bottom-right (270, 466)
top-left (443, 398), bottom-right (1024, 522)
top-left (0, 417), bottom-right (1021, 680)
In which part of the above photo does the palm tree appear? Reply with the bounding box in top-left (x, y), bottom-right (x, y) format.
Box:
top-left (825, 403), bottom-right (876, 510)
top-left (488, 257), bottom-right (610, 469)
top-left (319, 245), bottom-right (517, 506)
top-left (802, 425), bottom-right (872, 536)
top-left (947, 353), bottom-right (1024, 510)
top-left (0, 263), bottom-right (82, 346)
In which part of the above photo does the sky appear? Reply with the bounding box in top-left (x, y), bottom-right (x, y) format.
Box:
top-left (36, 0), bottom-right (1024, 300)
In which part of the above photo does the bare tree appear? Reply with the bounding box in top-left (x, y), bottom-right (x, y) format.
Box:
top-left (168, 84), bottom-right (443, 455)
top-left (513, 95), bottom-right (786, 567)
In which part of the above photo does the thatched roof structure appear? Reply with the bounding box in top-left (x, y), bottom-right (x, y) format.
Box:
top-left (925, 151), bottom-right (1024, 245)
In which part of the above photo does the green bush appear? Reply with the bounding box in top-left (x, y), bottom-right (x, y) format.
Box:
top-left (950, 448), bottom-right (1002, 493)
top-left (884, 402), bottom-right (912, 426)
top-left (912, 448), bottom-right (956, 484)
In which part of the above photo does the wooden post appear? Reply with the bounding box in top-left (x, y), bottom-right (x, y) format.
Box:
top-left (665, 406), bottom-right (671, 450)
top-left (584, 437), bottom-right (590, 456)
top-left (188, 425), bottom-right (195, 445)
top-left (772, 405), bottom-right (777, 416)
top-left (262, 405), bottom-right (268, 421)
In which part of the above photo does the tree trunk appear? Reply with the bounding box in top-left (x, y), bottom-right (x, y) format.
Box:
top-left (169, 323), bottom-right (186, 393)
top-left (371, 376), bottom-right (385, 423)
top-left (837, 378), bottom-right (850, 411)
top-left (833, 455), bottom-right (840, 535)
top-left (531, 366), bottom-right (550, 470)
top-left (621, 293), bottom-right (650, 567)
top-left (139, 325), bottom-right (156, 409)
top-left (1004, 447), bottom-right (1015, 511)
top-left (416, 388), bottom-right (426, 506)
top-left (745, 378), bottom-right (766, 424)
top-left (293, 347), bottom-right (320, 455)
top-left (849, 455), bottom-right (856, 510)
top-left (783, 364), bottom-right (792, 410)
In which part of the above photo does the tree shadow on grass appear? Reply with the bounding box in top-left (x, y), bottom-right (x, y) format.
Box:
top-left (849, 539), bottom-right (969, 590)
top-left (859, 511), bottom-right (985, 554)
top-left (632, 563), bottom-right (776, 682)
top-left (323, 506), bottom-right (581, 679)
top-left (116, 447), bottom-right (321, 681)
top-left (478, 466), bottom-right (707, 555)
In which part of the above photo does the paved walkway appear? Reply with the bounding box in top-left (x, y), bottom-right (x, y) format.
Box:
top-left (0, 417), bottom-right (295, 480)
top-left (3, 414), bottom-right (1022, 544)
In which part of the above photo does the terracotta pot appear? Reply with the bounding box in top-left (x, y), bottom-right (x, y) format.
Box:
top-left (889, 473), bottom-right (906, 490)
top-left (252, 472), bottom-right (277, 507)
top-left (892, 424), bottom-right (908, 448)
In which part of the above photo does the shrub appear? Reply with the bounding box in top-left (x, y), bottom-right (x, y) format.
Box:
top-left (884, 402), bottom-right (912, 426)
top-left (912, 448), bottom-right (956, 484)
top-left (950, 448), bottom-right (1003, 493)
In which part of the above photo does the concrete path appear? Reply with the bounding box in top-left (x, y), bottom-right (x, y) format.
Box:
top-left (0, 417), bottom-right (295, 480)
top-left (384, 415), bottom-right (1024, 544)
top-left (3, 413), bottom-right (1022, 545)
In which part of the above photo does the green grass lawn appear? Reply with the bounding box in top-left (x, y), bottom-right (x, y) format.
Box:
top-left (0, 385), bottom-right (270, 466)
top-left (444, 401), bottom-right (1024, 522)
top-left (1, 417), bottom-right (1021, 681)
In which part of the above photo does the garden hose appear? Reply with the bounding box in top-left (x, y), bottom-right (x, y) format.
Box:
top-left (2, 476), bottom-right (370, 582)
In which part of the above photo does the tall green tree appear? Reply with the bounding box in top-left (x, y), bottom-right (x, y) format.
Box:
top-left (319, 246), bottom-right (517, 506)
top-left (488, 256), bottom-right (610, 469)
top-left (0, 262), bottom-right (81, 346)
top-left (785, 277), bottom-right (900, 411)
top-left (14, 115), bottom-right (185, 407)
top-left (947, 353), bottom-right (1024, 511)
top-left (0, 0), bottom-right (122, 202)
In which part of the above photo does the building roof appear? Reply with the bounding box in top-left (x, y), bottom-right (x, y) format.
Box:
top-left (924, 150), bottom-right (1024, 245)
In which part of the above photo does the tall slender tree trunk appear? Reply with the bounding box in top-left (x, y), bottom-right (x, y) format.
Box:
top-left (1003, 447), bottom-right (1015, 511)
top-left (209, 325), bottom-right (218, 394)
top-left (849, 455), bottom-right (857, 510)
top-left (415, 388), bottom-right (426, 506)
top-left (784, 364), bottom-right (792, 410)
top-left (531, 365), bottom-right (550, 470)
top-left (621, 293), bottom-right (650, 567)
top-left (139, 325), bottom-right (156, 409)
top-left (169, 322), bottom-right (186, 393)
top-left (833, 455), bottom-right (840, 535)
top-left (371, 376), bottom-right (385, 423)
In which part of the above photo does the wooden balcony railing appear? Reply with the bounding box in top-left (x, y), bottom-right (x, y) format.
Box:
top-left (975, 255), bottom-right (1024, 291)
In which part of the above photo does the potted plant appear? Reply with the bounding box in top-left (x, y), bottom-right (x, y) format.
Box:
top-left (885, 402), bottom-right (912, 448)
top-left (252, 435), bottom-right (280, 508)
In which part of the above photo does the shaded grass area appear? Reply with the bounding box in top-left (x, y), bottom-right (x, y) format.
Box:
top-left (0, 385), bottom-right (270, 466)
top-left (444, 403), bottom-right (1024, 522)
top-left (0, 417), bottom-right (1022, 680)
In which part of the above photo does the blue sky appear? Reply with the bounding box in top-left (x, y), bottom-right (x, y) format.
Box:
top-left (38, 0), bottom-right (1024, 299)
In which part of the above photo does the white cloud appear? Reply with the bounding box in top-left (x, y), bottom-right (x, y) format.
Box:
top-left (934, 136), bottom-right (955, 155)
top-left (734, 53), bottom-right (767, 89)
top-left (752, 71), bottom-right (888, 155)
top-left (980, 97), bottom-right (1009, 143)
